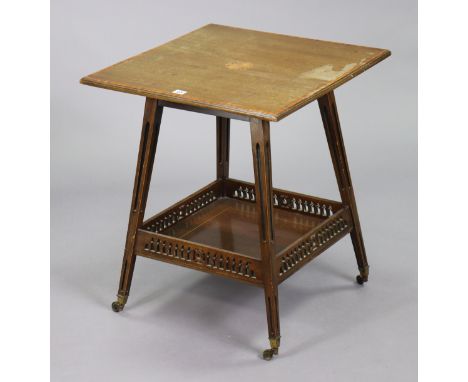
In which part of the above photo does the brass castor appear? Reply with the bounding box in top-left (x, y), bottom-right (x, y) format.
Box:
top-left (356, 274), bottom-right (368, 285)
top-left (111, 301), bottom-right (124, 312)
top-left (262, 336), bottom-right (280, 361)
top-left (111, 294), bottom-right (127, 312)
top-left (356, 266), bottom-right (369, 285)
top-left (262, 348), bottom-right (278, 361)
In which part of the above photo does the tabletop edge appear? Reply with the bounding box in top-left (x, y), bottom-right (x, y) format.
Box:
top-left (79, 76), bottom-right (279, 121)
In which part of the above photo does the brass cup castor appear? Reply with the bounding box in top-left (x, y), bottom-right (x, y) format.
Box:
top-left (262, 336), bottom-right (280, 361)
top-left (111, 301), bottom-right (124, 312)
top-left (356, 266), bottom-right (369, 285)
top-left (356, 274), bottom-right (368, 285)
top-left (262, 348), bottom-right (278, 361)
top-left (111, 295), bottom-right (127, 312)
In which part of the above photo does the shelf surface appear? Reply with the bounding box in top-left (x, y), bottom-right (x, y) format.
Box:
top-left (80, 24), bottom-right (390, 121)
top-left (159, 197), bottom-right (325, 259)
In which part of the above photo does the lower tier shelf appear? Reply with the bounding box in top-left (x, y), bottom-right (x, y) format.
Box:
top-left (160, 197), bottom-right (324, 259)
top-left (134, 179), bottom-right (353, 286)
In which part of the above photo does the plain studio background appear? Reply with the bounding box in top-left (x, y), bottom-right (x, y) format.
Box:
top-left (51, 1), bottom-right (417, 381)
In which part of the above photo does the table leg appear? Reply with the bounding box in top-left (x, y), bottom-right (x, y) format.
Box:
top-left (216, 116), bottom-right (230, 195)
top-left (112, 98), bottom-right (163, 312)
top-left (318, 91), bottom-right (370, 285)
top-left (250, 118), bottom-right (281, 360)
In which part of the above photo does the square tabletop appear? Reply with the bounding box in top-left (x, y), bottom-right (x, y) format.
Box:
top-left (81, 24), bottom-right (390, 121)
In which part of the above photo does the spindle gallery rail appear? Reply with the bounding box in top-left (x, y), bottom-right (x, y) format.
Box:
top-left (133, 178), bottom-right (351, 285)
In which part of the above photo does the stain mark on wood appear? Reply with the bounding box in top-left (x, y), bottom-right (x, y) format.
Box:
top-left (225, 61), bottom-right (253, 70)
top-left (300, 63), bottom-right (357, 81)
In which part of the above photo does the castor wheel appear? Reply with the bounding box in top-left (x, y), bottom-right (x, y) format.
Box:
top-left (262, 336), bottom-right (280, 360)
top-left (356, 266), bottom-right (369, 285)
top-left (111, 301), bottom-right (124, 312)
top-left (111, 294), bottom-right (127, 312)
top-left (262, 348), bottom-right (278, 361)
top-left (356, 275), bottom-right (367, 285)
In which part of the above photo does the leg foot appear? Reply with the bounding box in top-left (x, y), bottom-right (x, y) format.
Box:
top-left (356, 266), bottom-right (369, 285)
top-left (111, 294), bottom-right (127, 312)
top-left (262, 348), bottom-right (276, 361)
top-left (262, 336), bottom-right (280, 361)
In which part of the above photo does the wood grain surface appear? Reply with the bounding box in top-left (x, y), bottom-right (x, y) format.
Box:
top-left (80, 24), bottom-right (390, 121)
top-left (162, 198), bottom-right (323, 259)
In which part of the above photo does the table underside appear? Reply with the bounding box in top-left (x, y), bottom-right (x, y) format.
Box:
top-left (135, 178), bottom-right (353, 286)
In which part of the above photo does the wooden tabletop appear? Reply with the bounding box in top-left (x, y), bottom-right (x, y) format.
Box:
top-left (81, 24), bottom-right (390, 121)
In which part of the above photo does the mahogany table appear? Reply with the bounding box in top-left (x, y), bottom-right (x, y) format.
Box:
top-left (81, 24), bottom-right (390, 360)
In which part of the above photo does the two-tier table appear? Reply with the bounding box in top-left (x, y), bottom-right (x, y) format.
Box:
top-left (80, 24), bottom-right (390, 360)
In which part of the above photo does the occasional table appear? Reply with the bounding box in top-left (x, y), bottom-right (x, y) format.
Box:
top-left (80, 24), bottom-right (390, 360)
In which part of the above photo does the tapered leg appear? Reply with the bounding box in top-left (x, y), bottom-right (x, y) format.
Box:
top-left (318, 91), bottom-right (369, 284)
top-left (112, 98), bottom-right (163, 312)
top-left (250, 118), bottom-right (280, 360)
top-left (216, 116), bottom-right (230, 196)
